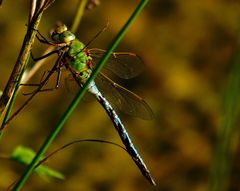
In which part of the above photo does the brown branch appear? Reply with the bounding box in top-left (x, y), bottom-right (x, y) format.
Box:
top-left (0, 0), bottom-right (55, 115)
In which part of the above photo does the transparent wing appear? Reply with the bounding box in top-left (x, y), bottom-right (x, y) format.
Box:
top-left (65, 72), bottom-right (95, 101)
top-left (95, 73), bottom-right (154, 120)
top-left (65, 74), bottom-right (79, 94)
top-left (89, 48), bottom-right (144, 79)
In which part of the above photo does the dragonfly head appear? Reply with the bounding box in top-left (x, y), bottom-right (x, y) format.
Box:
top-left (50, 24), bottom-right (75, 43)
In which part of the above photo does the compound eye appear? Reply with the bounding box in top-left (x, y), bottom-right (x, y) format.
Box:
top-left (50, 32), bottom-right (58, 41)
top-left (50, 24), bottom-right (69, 42)
top-left (62, 31), bottom-right (75, 43)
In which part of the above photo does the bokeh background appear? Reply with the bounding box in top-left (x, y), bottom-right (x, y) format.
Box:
top-left (1, 0), bottom-right (240, 190)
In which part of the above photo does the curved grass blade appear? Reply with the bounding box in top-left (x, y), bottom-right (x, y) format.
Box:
top-left (10, 146), bottom-right (64, 181)
top-left (209, 45), bottom-right (240, 191)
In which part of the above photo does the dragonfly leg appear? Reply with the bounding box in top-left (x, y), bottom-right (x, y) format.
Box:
top-left (36, 33), bottom-right (67, 47)
top-left (35, 29), bottom-right (61, 46)
top-left (2, 53), bottom-right (65, 129)
top-left (20, 64), bottom-right (62, 95)
top-left (35, 29), bottom-right (51, 44)
top-left (29, 27), bottom-right (55, 45)
top-left (30, 50), bottom-right (60, 61)
top-left (37, 66), bottom-right (62, 92)
top-left (20, 71), bottom-right (47, 95)
top-left (36, 34), bottom-right (62, 46)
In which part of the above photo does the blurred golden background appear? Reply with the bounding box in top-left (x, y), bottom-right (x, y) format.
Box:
top-left (1, 0), bottom-right (240, 190)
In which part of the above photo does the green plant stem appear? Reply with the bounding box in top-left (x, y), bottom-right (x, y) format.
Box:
top-left (0, 23), bottom-right (39, 115)
top-left (12, 0), bottom-right (149, 190)
top-left (209, 43), bottom-right (240, 191)
top-left (71, 0), bottom-right (88, 32)
top-left (2, 66), bottom-right (27, 130)
top-left (0, 0), bottom-right (53, 129)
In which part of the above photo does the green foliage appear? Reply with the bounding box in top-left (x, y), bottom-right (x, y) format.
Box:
top-left (10, 146), bottom-right (64, 181)
top-left (209, 44), bottom-right (240, 191)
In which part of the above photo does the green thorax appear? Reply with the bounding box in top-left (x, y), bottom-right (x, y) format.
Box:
top-left (66, 39), bottom-right (91, 71)
top-left (50, 24), bottom-right (93, 84)
top-left (65, 39), bottom-right (93, 84)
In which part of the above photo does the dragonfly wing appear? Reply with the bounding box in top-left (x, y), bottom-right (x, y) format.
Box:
top-left (95, 73), bottom-right (154, 120)
top-left (89, 48), bottom-right (144, 79)
top-left (65, 74), bottom-right (79, 94)
top-left (65, 70), bottom-right (95, 101)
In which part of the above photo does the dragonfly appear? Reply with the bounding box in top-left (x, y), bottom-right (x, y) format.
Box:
top-left (12, 23), bottom-right (156, 185)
